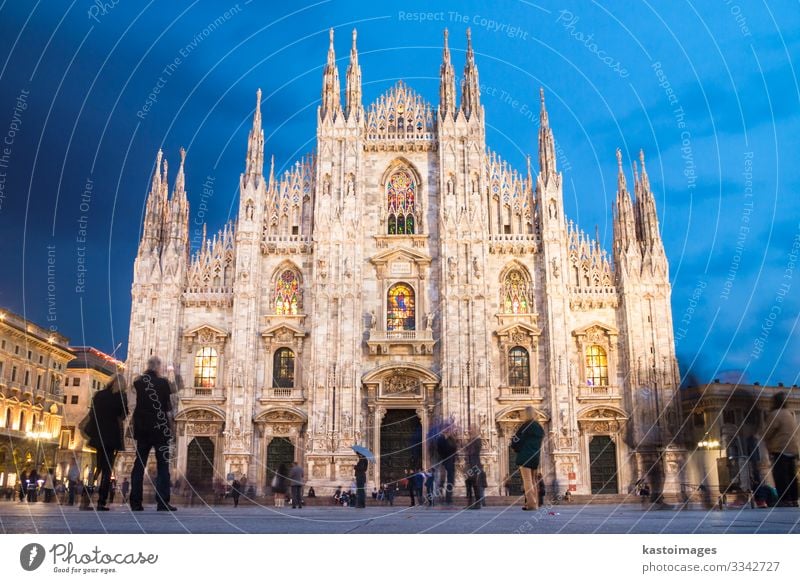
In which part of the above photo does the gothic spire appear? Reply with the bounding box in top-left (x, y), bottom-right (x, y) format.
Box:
top-left (321, 28), bottom-right (342, 121)
top-left (345, 28), bottom-right (362, 121)
top-left (635, 149), bottom-right (662, 253)
top-left (141, 149), bottom-right (165, 252)
top-left (439, 28), bottom-right (456, 119)
top-left (245, 88), bottom-right (265, 186)
top-left (173, 147), bottom-right (186, 202)
top-left (613, 148), bottom-right (636, 254)
top-left (460, 28), bottom-right (481, 120)
top-left (538, 88), bottom-right (557, 185)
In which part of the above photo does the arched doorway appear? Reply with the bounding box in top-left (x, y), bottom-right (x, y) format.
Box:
top-left (380, 409), bottom-right (422, 486)
top-left (589, 435), bottom-right (618, 494)
top-left (506, 444), bottom-right (524, 496)
top-left (266, 437), bottom-right (294, 490)
top-left (186, 437), bottom-right (215, 493)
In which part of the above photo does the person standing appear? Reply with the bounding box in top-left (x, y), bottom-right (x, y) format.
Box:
top-left (436, 429), bottom-right (457, 504)
top-left (120, 478), bottom-right (130, 504)
top-left (67, 463), bottom-right (80, 506)
top-left (763, 392), bottom-right (799, 507)
top-left (271, 464), bottom-right (288, 507)
top-left (27, 468), bottom-right (39, 502)
top-left (511, 406), bottom-right (545, 511)
top-left (130, 356), bottom-right (176, 512)
top-left (537, 473), bottom-right (546, 508)
top-left (424, 470), bottom-right (435, 506)
top-left (288, 461), bottom-right (304, 509)
top-left (18, 471), bottom-right (27, 502)
top-left (43, 469), bottom-right (55, 503)
top-left (231, 478), bottom-right (241, 508)
top-left (354, 453), bottom-right (368, 508)
top-left (464, 428), bottom-right (484, 510)
top-left (86, 373), bottom-right (129, 511)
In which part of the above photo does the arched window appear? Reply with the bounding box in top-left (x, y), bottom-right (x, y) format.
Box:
top-left (387, 283), bottom-right (415, 331)
top-left (272, 348), bottom-right (295, 388)
top-left (18, 411), bottom-right (25, 432)
top-left (4, 408), bottom-right (11, 429)
top-left (274, 269), bottom-right (302, 315)
top-left (508, 347), bottom-right (530, 386)
top-left (585, 345), bottom-right (608, 386)
top-left (501, 269), bottom-right (530, 314)
top-left (193, 347), bottom-right (218, 388)
top-left (386, 170), bottom-right (416, 235)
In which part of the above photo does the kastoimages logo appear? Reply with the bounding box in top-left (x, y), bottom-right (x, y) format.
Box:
top-left (19, 543), bottom-right (46, 571)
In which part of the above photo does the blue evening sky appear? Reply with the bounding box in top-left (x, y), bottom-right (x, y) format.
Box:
top-left (0, 1), bottom-right (797, 385)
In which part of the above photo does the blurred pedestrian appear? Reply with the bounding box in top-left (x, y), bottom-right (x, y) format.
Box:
top-left (537, 473), bottom-right (546, 508)
top-left (43, 469), bottom-right (55, 503)
top-left (511, 406), bottom-right (544, 510)
top-left (354, 453), bottom-right (368, 508)
top-left (27, 468), bottom-right (39, 502)
top-left (424, 470), bottom-right (435, 506)
top-left (18, 471), bottom-right (27, 502)
top-left (231, 477), bottom-right (241, 508)
top-left (86, 373), bottom-right (128, 511)
top-left (464, 428), bottom-right (484, 510)
top-left (289, 461), bottom-right (304, 508)
top-left (130, 357), bottom-right (176, 512)
top-left (67, 463), bottom-right (80, 505)
top-left (436, 429), bottom-right (458, 504)
top-left (121, 478), bottom-right (130, 504)
top-left (763, 392), bottom-right (799, 507)
top-left (272, 464), bottom-right (288, 507)
top-left (386, 481), bottom-right (396, 506)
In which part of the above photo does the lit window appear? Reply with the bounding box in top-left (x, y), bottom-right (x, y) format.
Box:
top-left (387, 283), bottom-right (415, 331)
top-left (274, 269), bottom-right (302, 315)
top-left (501, 269), bottom-right (530, 314)
top-left (386, 170), bottom-right (416, 235)
top-left (585, 345), bottom-right (608, 386)
top-left (193, 347), bottom-right (218, 388)
top-left (272, 348), bottom-right (295, 388)
top-left (508, 347), bottom-right (531, 386)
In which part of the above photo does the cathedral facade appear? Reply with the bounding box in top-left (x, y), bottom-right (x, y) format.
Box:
top-left (124, 28), bottom-right (684, 497)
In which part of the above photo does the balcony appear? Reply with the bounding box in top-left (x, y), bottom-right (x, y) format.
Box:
top-left (258, 387), bottom-right (305, 404)
top-left (576, 384), bottom-right (620, 402)
top-left (496, 385), bottom-right (543, 403)
top-left (181, 386), bottom-right (226, 403)
top-left (367, 329), bottom-right (435, 356)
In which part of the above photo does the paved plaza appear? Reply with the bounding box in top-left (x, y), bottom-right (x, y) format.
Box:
top-left (1, 501), bottom-right (798, 534)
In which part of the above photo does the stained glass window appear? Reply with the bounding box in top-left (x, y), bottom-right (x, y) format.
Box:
top-left (387, 283), bottom-right (415, 331)
top-left (194, 347), bottom-right (218, 388)
top-left (272, 348), bottom-right (295, 388)
top-left (387, 170), bottom-right (416, 235)
top-left (274, 269), bottom-right (301, 315)
top-left (585, 345), bottom-right (608, 386)
top-left (508, 347), bottom-right (530, 386)
top-left (502, 269), bottom-right (530, 314)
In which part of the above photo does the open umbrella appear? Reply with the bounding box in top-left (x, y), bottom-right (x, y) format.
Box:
top-left (351, 444), bottom-right (375, 463)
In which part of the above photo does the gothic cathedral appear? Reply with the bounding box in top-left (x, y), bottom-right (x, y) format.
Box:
top-left (124, 28), bottom-right (684, 497)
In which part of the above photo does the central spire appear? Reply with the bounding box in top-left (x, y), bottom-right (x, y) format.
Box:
top-left (439, 28), bottom-right (456, 119)
top-left (345, 28), bottom-right (362, 121)
top-left (321, 28), bottom-right (342, 121)
top-left (460, 28), bottom-right (481, 120)
top-left (538, 88), bottom-right (557, 184)
top-left (244, 88), bottom-right (264, 186)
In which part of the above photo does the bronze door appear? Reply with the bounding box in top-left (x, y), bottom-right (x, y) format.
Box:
top-left (380, 409), bottom-right (422, 486)
top-left (589, 435), bottom-right (618, 494)
top-left (266, 437), bottom-right (294, 489)
top-left (186, 437), bottom-right (215, 492)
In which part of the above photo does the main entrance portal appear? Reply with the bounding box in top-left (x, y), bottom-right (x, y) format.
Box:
top-left (266, 437), bottom-right (295, 490)
top-left (589, 435), bottom-right (618, 494)
top-left (380, 409), bottom-right (422, 486)
top-left (186, 437), bottom-right (215, 492)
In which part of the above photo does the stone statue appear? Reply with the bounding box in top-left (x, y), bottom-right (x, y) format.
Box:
top-left (233, 410), bottom-right (242, 434)
top-left (369, 310), bottom-right (377, 330)
top-left (425, 312), bottom-right (434, 331)
top-left (472, 256), bottom-right (481, 279)
top-left (447, 256), bottom-right (457, 280)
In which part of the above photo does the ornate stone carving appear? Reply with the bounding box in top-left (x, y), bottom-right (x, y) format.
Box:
top-left (382, 374), bottom-right (421, 396)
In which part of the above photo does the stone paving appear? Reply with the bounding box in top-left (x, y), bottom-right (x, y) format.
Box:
top-left (1, 500), bottom-right (798, 534)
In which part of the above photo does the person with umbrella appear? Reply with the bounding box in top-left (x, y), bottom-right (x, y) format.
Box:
top-left (511, 406), bottom-right (545, 510)
top-left (354, 453), bottom-right (368, 508)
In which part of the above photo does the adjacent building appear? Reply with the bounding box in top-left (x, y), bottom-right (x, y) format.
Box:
top-left (681, 382), bottom-right (799, 494)
top-left (124, 28), bottom-right (683, 497)
top-left (0, 307), bottom-right (72, 490)
top-left (58, 346), bottom-right (125, 481)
